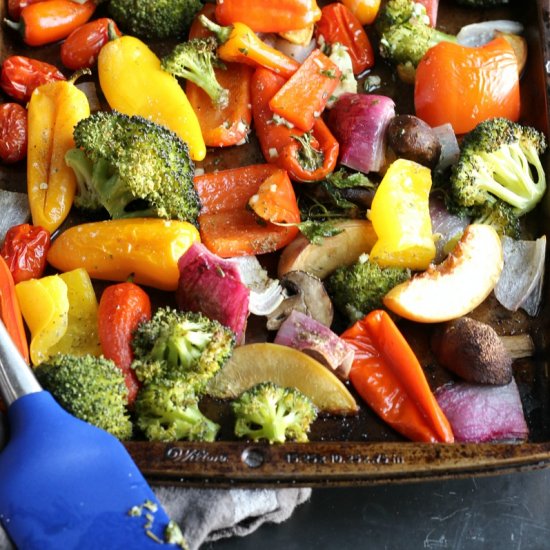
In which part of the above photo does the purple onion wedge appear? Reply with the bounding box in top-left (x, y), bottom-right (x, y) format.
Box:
top-left (176, 242), bottom-right (250, 343)
top-left (274, 310), bottom-right (354, 379)
top-left (434, 379), bottom-right (529, 443)
top-left (327, 93), bottom-right (395, 174)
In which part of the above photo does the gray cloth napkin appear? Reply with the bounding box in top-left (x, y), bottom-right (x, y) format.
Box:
top-left (0, 486), bottom-right (311, 549)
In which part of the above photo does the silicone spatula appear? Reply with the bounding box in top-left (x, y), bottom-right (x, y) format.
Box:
top-left (0, 320), bottom-right (178, 549)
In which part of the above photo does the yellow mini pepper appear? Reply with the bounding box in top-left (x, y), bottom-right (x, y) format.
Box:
top-left (98, 35), bottom-right (206, 161)
top-left (27, 77), bottom-right (90, 234)
top-left (15, 268), bottom-right (101, 365)
top-left (47, 218), bottom-right (200, 291)
top-left (368, 159), bottom-right (436, 271)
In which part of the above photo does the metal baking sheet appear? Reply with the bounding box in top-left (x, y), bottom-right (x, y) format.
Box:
top-left (2, 0), bottom-right (550, 486)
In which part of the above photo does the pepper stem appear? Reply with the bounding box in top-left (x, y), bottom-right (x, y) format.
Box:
top-left (3, 18), bottom-right (22, 34)
top-left (68, 68), bottom-right (92, 85)
top-left (199, 15), bottom-right (232, 44)
top-left (107, 20), bottom-right (119, 42)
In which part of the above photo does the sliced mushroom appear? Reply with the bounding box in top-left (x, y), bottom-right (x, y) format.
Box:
top-left (266, 271), bottom-right (334, 330)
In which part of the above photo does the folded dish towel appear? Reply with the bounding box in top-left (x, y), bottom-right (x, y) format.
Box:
top-left (0, 485), bottom-right (311, 549)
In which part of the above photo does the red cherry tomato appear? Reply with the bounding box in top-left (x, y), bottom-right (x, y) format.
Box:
top-left (0, 103), bottom-right (28, 164)
top-left (60, 18), bottom-right (122, 70)
top-left (1, 223), bottom-right (51, 284)
top-left (0, 55), bottom-right (65, 103)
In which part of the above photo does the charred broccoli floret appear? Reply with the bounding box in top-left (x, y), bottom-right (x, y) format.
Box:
top-left (326, 254), bottom-right (411, 322)
top-left (134, 371), bottom-right (220, 442)
top-left (449, 118), bottom-right (547, 217)
top-left (131, 307), bottom-right (235, 393)
top-left (232, 382), bottom-right (318, 444)
top-left (471, 200), bottom-right (521, 239)
top-left (376, 0), bottom-right (456, 74)
top-left (35, 353), bottom-right (132, 440)
top-left (162, 37), bottom-right (229, 108)
top-left (107, 0), bottom-right (203, 40)
top-left (66, 111), bottom-right (200, 224)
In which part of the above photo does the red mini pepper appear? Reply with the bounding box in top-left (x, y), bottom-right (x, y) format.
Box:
top-left (314, 3), bottom-right (375, 75)
top-left (0, 255), bottom-right (29, 364)
top-left (1, 223), bottom-right (51, 284)
top-left (215, 0), bottom-right (322, 33)
top-left (194, 164), bottom-right (300, 257)
top-left (98, 282), bottom-right (152, 405)
top-left (1, 55), bottom-right (65, 103)
top-left (251, 67), bottom-right (339, 182)
top-left (7, 0), bottom-right (45, 21)
top-left (341, 310), bottom-right (454, 443)
top-left (60, 18), bottom-right (121, 70)
top-left (186, 5), bottom-right (253, 147)
top-left (0, 103), bottom-right (28, 164)
top-left (268, 48), bottom-right (341, 132)
top-left (4, 0), bottom-right (96, 47)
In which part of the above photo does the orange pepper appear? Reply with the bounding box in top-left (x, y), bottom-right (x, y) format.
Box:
top-left (186, 5), bottom-right (253, 148)
top-left (215, 0), bottom-right (321, 33)
top-left (5, 0), bottom-right (96, 47)
top-left (414, 36), bottom-right (520, 135)
top-left (341, 310), bottom-right (454, 443)
top-left (339, 0), bottom-right (381, 25)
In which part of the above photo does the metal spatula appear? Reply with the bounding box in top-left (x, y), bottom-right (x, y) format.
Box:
top-left (0, 320), bottom-right (177, 549)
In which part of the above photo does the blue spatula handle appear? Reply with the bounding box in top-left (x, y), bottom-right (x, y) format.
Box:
top-left (0, 391), bottom-right (178, 549)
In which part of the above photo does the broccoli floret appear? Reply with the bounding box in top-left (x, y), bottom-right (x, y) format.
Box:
top-left (162, 37), bottom-right (229, 108)
top-left (449, 118), bottom-right (547, 216)
top-left (66, 111), bottom-right (200, 224)
top-left (326, 254), bottom-right (411, 322)
top-left (471, 201), bottom-right (521, 239)
top-left (35, 353), bottom-right (132, 440)
top-left (131, 307), bottom-right (235, 393)
top-left (134, 372), bottom-right (220, 442)
top-left (376, 0), bottom-right (456, 72)
top-left (232, 382), bottom-right (318, 444)
top-left (107, 0), bottom-right (203, 40)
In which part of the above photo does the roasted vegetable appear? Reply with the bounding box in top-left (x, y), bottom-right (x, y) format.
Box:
top-left (35, 353), bottom-right (133, 440)
top-left (232, 381), bottom-right (318, 444)
top-left (131, 306), bottom-right (235, 393)
top-left (326, 254), bottom-right (411, 322)
top-left (107, 0), bottom-right (203, 40)
top-left (162, 37), bottom-right (229, 108)
top-left (66, 111), bottom-right (200, 224)
top-left (431, 317), bottom-right (513, 385)
top-left (134, 371), bottom-right (220, 442)
top-left (449, 117), bottom-right (547, 217)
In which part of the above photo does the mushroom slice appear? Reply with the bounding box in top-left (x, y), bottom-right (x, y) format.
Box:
top-left (266, 271), bottom-right (334, 330)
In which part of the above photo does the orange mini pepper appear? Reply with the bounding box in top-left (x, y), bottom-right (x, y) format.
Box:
top-left (215, 0), bottom-right (321, 33)
top-left (341, 310), bottom-right (454, 443)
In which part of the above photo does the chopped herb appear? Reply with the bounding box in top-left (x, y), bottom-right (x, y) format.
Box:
top-left (320, 69), bottom-right (337, 78)
top-left (298, 220), bottom-right (343, 244)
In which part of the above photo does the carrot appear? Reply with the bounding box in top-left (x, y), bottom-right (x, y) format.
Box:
top-left (98, 282), bottom-right (152, 405)
top-left (186, 5), bottom-right (253, 148)
top-left (268, 49), bottom-right (341, 132)
top-left (0, 255), bottom-right (29, 364)
top-left (341, 310), bottom-right (454, 443)
top-left (194, 164), bottom-right (300, 257)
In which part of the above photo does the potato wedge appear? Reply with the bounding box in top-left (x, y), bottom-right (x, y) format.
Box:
top-left (383, 224), bottom-right (503, 323)
top-left (277, 219), bottom-right (377, 280)
top-left (206, 343), bottom-right (358, 414)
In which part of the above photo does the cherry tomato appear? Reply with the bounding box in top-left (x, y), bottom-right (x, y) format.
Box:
top-left (0, 55), bottom-right (65, 103)
top-left (0, 103), bottom-right (28, 164)
top-left (1, 224), bottom-right (51, 284)
top-left (60, 18), bottom-right (122, 70)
